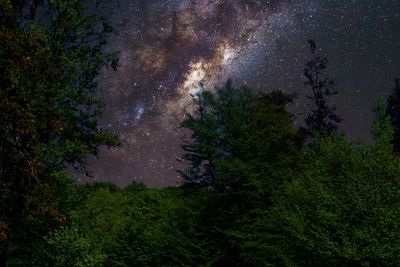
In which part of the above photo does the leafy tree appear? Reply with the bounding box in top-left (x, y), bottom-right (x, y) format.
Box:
top-left (107, 185), bottom-right (203, 266)
top-left (273, 133), bottom-right (400, 266)
top-left (54, 182), bottom-right (203, 266)
top-left (304, 40), bottom-right (341, 136)
top-left (0, 1), bottom-right (120, 264)
top-left (45, 226), bottom-right (106, 267)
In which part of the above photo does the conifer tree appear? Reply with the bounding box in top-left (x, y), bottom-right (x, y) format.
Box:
top-left (388, 78), bottom-right (400, 152)
top-left (304, 39), bottom-right (341, 135)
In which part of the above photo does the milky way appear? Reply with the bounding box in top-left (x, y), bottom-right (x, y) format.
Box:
top-left (82, 0), bottom-right (400, 187)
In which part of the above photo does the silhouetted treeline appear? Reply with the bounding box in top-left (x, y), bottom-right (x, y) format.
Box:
top-left (38, 84), bottom-right (400, 266)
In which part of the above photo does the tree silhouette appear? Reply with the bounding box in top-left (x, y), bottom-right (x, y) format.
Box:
top-left (0, 1), bottom-right (120, 264)
top-left (304, 40), bottom-right (341, 136)
top-left (179, 80), bottom-right (302, 192)
top-left (388, 78), bottom-right (400, 152)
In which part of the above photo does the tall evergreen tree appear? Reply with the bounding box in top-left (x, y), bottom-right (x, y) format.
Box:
top-left (304, 40), bottom-right (341, 135)
top-left (388, 78), bottom-right (400, 153)
top-left (179, 81), bottom-right (305, 265)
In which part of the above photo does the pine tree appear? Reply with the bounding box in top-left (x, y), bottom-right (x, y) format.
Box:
top-left (304, 40), bottom-right (341, 136)
top-left (388, 78), bottom-right (400, 152)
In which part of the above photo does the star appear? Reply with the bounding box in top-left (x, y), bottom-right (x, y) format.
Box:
top-left (82, 0), bottom-right (400, 187)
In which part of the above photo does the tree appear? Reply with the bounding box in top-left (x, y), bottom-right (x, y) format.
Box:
top-left (58, 182), bottom-right (203, 266)
top-left (179, 81), bottom-right (305, 265)
top-left (0, 1), bottom-right (120, 264)
top-left (273, 135), bottom-right (400, 266)
top-left (388, 78), bottom-right (400, 153)
top-left (304, 40), bottom-right (341, 136)
top-left (45, 226), bottom-right (106, 267)
top-left (180, 80), bottom-right (303, 192)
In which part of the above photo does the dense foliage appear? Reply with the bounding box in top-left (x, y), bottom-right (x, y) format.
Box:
top-left (180, 80), bottom-right (303, 192)
top-left (1, 2), bottom-right (400, 266)
top-left (0, 0), bottom-right (119, 264)
top-left (7, 83), bottom-right (396, 267)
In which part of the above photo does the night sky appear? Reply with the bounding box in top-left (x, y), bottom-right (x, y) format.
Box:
top-left (82, 0), bottom-right (400, 187)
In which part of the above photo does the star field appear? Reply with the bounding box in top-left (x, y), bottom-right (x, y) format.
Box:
top-left (83, 0), bottom-right (400, 187)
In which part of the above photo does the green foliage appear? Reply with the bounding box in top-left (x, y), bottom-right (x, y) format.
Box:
top-left (45, 183), bottom-right (204, 266)
top-left (179, 82), bottom-right (305, 266)
top-left (273, 136), bottom-right (400, 266)
top-left (180, 80), bottom-right (303, 194)
top-left (37, 99), bottom-right (400, 266)
top-left (45, 226), bottom-right (106, 267)
top-left (372, 97), bottom-right (394, 147)
top-left (0, 1), bottom-right (120, 264)
top-left (106, 190), bottom-right (190, 266)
